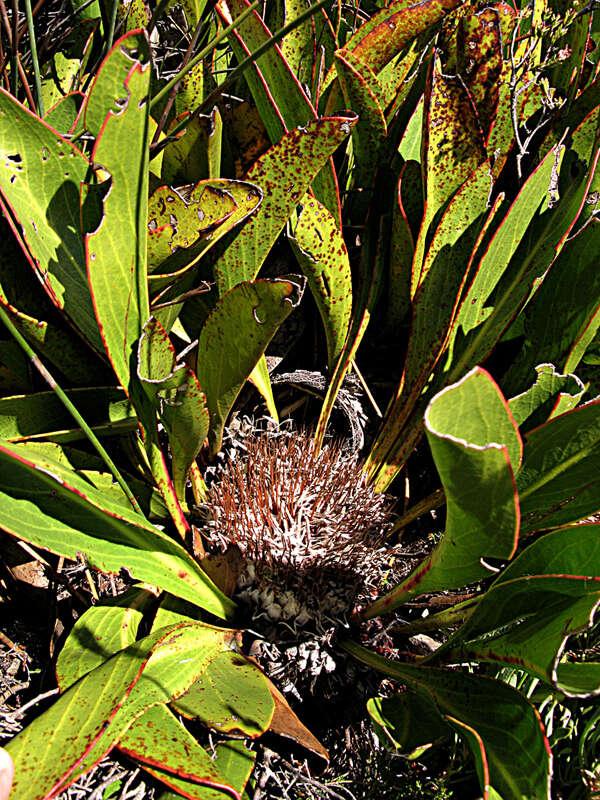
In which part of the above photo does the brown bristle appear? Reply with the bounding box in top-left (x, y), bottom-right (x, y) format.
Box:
top-left (206, 430), bottom-right (392, 604)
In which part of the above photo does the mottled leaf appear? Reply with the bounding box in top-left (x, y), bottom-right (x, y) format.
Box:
top-left (212, 114), bottom-right (356, 295)
top-left (215, 0), bottom-right (341, 222)
top-left (147, 179), bottom-right (261, 282)
top-left (288, 194), bottom-right (352, 368)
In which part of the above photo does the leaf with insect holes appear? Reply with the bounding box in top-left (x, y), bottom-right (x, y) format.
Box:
top-left (86, 35), bottom-right (150, 397)
top-left (137, 316), bottom-right (209, 501)
top-left (0, 90), bottom-right (101, 350)
top-left (147, 178), bottom-right (263, 291)
top-left (212, 114), bottom-right (357, 295)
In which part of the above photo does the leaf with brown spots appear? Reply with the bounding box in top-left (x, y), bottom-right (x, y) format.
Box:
top-left (119, 705), bottom-right (242, 799)
top-left (212, 114), bottom-right (356, 295)
top-left (215, 0), bottom-right (342, 222)
top-left (416, 53), bottom-right (486, 268)
top-left (321, 0), bottom-right (466, 101)
top-left (148, 178), bottom-right (263, 293)
top-left (6, 623), bottom-right (229, 799)
top-left (457, 7), bottom-right (504, 143)
top-left (289, 194), bottom-right (352, 369)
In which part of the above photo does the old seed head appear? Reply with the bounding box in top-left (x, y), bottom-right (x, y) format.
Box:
top-left (205, 429), bottom-right (393, 631)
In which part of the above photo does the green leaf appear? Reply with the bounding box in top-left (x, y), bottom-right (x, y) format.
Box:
top-left (0, 214), bottom-right (108, 385)
top-left (448, 144), bottom-right (577, 380)
top-left (507, 364), bottom-right (585, 432)
top-left (365, 367), bottom-right (520, 617)
top-left (160, 110), bottom-right (215, 186)
top-left (7, 623), bottom-right (227, 799)
top-left (212, 114), bottom-right (357, 294)
top-left (171, 651), bottom-right (275, 737)
top-left (196, 277), bottom-right (304, 454)
top-left (0, 440), bottom-right (234, 617)
top-left (137, 316), bottom-right (209, 500)
top-left (155, 740), bottom-right (255, 800)
top-left (56, 587), bottom-right (154, 689)
top-left (344, 641), bottom-right (551, 800)
top-left (288, 195), bottom-right (352, 368)
top-left (0, 386), bottom-right (136, 442)
top-left (383, 166), bottom-right (415, 330)
top-left (428, 524), bottom-right (600, 697)
top-left (118, 705), bottom-right (241, 798)
top-left (367, 692), bottom-right (451, 753)
top-left (55, 622), bottom-right (229, 794)
top-left (366, 161), bottom-right (499, 488)
top-left (83, 31), bottom-right (150, 138)
top-left (0, 91), bottom-right (102, 350)
top-left (43, 91), bottom-right (85, 135)
top-left (503, 140), bottom-right (600, 402)
top-left (334, 48), bottom-right (387, 214)
top-left (517, 397), bottom-right (600, 532)
top-left (86, 35), bottom-right (151, 397)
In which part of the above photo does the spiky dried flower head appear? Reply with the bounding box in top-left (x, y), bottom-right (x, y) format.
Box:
top-left (205, 429), bottom-right (393, 630)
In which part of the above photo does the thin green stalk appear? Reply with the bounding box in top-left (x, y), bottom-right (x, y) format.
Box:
top-left (151, 15), bottom-right (206, 146)
top-left (9, 0), bottom-right (17, 97)
top-left (150, 0), bottom-right (261, 112)
top-left (388, 487), bottom-right (445, 538)
top-left (0, 306), bottom-right (146, 519)
top-left (104, 0), bottom-right (119, 56)
top-left (23, 0), bottom-right (43, 115)
top-left (197, 0), bottom-right (331, 115)
top-left (146, 0), bottom-right (173, 37)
